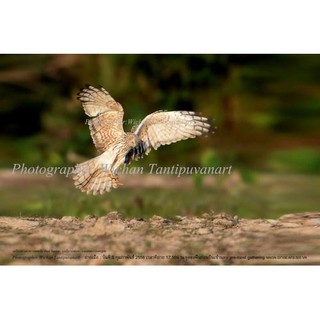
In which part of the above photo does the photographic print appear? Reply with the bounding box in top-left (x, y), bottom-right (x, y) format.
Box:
top-left (0, 54), bottom-right (319, 265)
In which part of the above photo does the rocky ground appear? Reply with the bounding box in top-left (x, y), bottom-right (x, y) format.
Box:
top-left (1, 211), bottom-right (320, 265)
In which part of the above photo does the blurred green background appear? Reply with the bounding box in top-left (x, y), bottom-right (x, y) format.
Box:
top-left (0, 54), bottom-right (319, 219)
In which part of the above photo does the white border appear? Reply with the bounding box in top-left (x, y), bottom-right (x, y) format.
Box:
top-left (1, 0), bottom-right (320, 53)
top-left (1, 266), bottom-right (319, 320)
top-left (1, 1), bottom-right (319, 318)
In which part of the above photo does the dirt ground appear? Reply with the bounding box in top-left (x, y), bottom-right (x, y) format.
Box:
top-left (1, 211), bottom-right (320, 265)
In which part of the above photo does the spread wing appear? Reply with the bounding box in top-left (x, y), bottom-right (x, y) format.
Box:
top-left (134, 110), bottom-right (213, 154)
top-left (77, 85), bottom-right (124, 153)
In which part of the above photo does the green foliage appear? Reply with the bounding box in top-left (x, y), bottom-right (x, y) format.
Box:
top-left (268, 148), bottom-right (320, 174)
top-left (193, 174), bottom-right (203, 189)
top-left (193, 149), bottom-right (222, 188)
top-left (200, 149), bottom-right (221, 167)
top-left (1, 173), bottom-right (319, 219)
top-left (239, 168), bottom-right (257, 184)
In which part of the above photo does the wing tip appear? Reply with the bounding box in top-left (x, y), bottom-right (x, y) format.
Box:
top-left (77, 84), bottom-right (93, 98)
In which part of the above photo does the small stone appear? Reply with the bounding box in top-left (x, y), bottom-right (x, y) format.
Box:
top-left (213, 218), bottom-right (234, 228)
top-left (198, 228), bottom-right (209, 235)
top-left (267, 219), bottom-right (278, 226)
top-left (303, 219), bottom-right (320, 227)
top-left (83, 214), bottom-right (98, 222)
top-left (105, 211), bottom-right (122, 221)
top-left (43, 218), bottom-right (57, 226)
top-left (93, 217), bottom-right (125, 234)
top-left (61, 216), bottom-right (76, 223)
top-left (150, 215), bottom-right (164, 222)
top-left (279, 222), bottom-right (300, 228)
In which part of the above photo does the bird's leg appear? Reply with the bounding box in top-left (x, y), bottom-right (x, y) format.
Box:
top-left (109, 170), bottom-right (118, 179)
top-left (110, 169), bottom-right (123, 187)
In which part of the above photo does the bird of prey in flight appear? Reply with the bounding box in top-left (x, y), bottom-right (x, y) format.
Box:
top-left (73, 85), bottom-right (213, 195)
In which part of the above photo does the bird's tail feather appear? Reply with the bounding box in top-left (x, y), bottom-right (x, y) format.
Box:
top-left (73, 156), bottom-right (121, 195)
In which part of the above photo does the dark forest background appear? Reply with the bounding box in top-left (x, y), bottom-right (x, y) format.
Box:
top-left (0, 54), bottom-right (319, 218)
